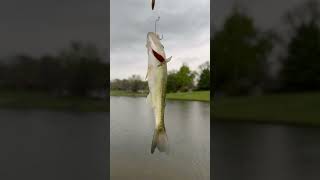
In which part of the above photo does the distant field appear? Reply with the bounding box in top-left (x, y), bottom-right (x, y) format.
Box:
top-left (0, 90), bottom-right (108, 112)
top-left (0, 90), bottom-right (209, 112)
top-left (110, 90), bottom-right (210, 102)
top-left (213, 92), bottom-right (320, 125)
top-left (166, 91), bottom-right (210, 102)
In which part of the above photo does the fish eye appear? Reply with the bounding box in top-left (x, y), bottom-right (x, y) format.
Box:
top-left (161, 45), bottom-right (164, 49)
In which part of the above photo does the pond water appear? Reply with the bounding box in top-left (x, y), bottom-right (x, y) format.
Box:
top-left (110, 96), bottom-right (210, 180)
top-left (0, 109), bottom-right (108, 180)
top-left (3, 98), bottom-right (317, 180)
top-left (213, 122), bottom-right (320, 180)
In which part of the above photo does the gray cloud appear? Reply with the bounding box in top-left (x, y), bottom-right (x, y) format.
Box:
top-left (110, 0), bottom-right (210, 79)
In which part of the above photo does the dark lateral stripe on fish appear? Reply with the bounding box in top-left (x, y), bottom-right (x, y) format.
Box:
top-left (152, 49), bottom-right (165, 62)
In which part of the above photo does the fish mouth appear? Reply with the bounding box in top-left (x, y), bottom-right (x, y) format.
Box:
top-left (152, 49), bottom-right (165, 63)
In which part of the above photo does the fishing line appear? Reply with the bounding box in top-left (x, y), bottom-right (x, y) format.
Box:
top-left (154, 16), bottom-right (164, 40)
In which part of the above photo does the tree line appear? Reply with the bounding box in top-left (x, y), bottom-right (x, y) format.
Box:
top-left (3, 1), bottom-right (316, 98)
top-left (111, 61), bottom-right (210, 93)
top-left (213, 0), bottom-right (320, 96)
top-left (0, 42), bottom-right (109, 98)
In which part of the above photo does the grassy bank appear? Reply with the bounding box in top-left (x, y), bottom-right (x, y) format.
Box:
top-left (0, 91), bottom-right (108, 112)
top-left (214, 92), bottom-right (320, 125)
top-left (110, 90), bottom-right (210, 102)
top-left (0, 90), bottom-right (209, 112)
top-left (3, 90), bottom-right (318, 125)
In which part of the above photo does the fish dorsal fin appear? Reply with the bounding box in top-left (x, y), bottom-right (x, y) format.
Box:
top-left (166, 56), bottom-right (172, 63)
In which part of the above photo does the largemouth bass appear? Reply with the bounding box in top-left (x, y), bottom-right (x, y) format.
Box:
top-left (146, 32), bottom-right (172, 154)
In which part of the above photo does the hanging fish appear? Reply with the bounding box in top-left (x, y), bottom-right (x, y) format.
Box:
top-left (145, 32), bottom-right (172, 154)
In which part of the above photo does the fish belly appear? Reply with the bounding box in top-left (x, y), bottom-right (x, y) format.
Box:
top-left (147, 62), bottom-right (167, 128)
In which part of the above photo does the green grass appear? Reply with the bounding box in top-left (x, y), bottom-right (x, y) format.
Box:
top-left (213, 92), bottom-right (320, 125)
top-left (0, 90), bottom-right (108, 112)
top-left (166, 91), bottom-right (210, 102)
top-left (110, 90), bottom-right (210, 102)
top-left (0, 90), bottom-right (209, 112)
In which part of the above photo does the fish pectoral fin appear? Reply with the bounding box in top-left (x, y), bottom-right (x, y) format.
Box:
top-left (157, 62), bottom-right (164, 67)
top-left (146, 93), bottom-right (153, 107)
top-left (165, 56), bottom-right (172, 63)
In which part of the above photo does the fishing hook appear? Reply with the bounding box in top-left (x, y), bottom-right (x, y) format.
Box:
top-left (155, 16), bottom-right (164, 40)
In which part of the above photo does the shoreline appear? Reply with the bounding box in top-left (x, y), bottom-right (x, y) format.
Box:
top-left (1, 90), bottom-right (319, 126)
top-left (0, 90), bottom-right (109, 112)
top-left (110, 90), bottom-right (210, 102)
top-left (213, 92), bottom-right (320, 126)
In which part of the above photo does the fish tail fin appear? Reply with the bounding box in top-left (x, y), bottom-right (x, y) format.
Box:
top-left (151, 127), bottom-right (169, 154)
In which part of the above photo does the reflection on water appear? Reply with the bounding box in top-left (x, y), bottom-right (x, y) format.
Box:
top-left (110, 96), bottom-right (210, 180)
top-left (213, 122), bottom-right (320, 180)
top-left (0, 110), bottom-right (107, 180)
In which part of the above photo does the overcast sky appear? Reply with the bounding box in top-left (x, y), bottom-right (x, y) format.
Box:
top-left (110, 0), bottom-right (210, 80)
top-left (0, 0), bottom-right (107, 58)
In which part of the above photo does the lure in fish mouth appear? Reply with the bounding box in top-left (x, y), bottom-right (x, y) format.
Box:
top-left (145, 32), bottom-right (172, 154)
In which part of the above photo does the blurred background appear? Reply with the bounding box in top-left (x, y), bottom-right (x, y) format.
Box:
top-left (0, 0), bottom-right (108, 179)
top-left (110, 0), bottom-right (210, 180)
top-left (212, 0), bottom-right (320, 179)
